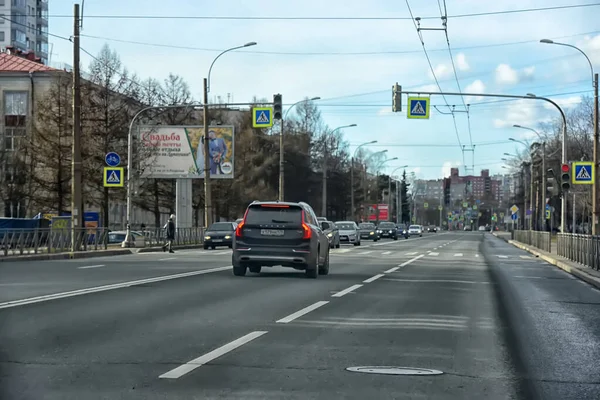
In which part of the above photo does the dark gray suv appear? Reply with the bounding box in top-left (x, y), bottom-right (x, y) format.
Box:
top-left (232, 201), bottom-right (330, 278)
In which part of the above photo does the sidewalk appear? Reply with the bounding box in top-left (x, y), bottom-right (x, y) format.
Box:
top-left (492, 232), bottom-right (600, 289)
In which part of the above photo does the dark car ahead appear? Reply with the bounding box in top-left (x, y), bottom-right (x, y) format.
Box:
top-left (204, 222), bottom-right (236, 249)
top-left (378, 221), bottom-right (398, 240)
top-left (358, 222), bottom-right (379, 241)
top-left (232, 201), bottom-right (330, 278)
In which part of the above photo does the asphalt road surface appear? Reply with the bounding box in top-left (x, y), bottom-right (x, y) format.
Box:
top-left (1, 231), bottom-right (599, 399)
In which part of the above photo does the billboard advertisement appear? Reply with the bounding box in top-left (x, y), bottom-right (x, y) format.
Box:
top-left (367, 204), bottom-right (389, 221)
top-left (138, 125), bottom-right (234, 179)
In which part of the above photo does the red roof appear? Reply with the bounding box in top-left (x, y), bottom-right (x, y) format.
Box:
top-left (0, 51), bottom-right (58, 73)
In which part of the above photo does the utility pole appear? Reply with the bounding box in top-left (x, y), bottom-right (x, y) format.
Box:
top-left (593, 73), bottom-right (599, 234)
top-left (350, 158), bottom-right (355, 221)
top-left (71, 3), bottom-right (82, 252)
top-left (203, 78), bottom-right (212, 227)
top-left (541, 142), bottom-right (546, 231)
top-left (278, 119), bottom-right (284, 201)
top-left (321, 144), bottom-right (327, 217)
top-left (529, 162), bottom-right (534, 230)
top-left (573, 192), bottom-right (576, 234)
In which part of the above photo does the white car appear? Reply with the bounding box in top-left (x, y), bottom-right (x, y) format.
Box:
top-left (408, 225), bottom-right (423, 237)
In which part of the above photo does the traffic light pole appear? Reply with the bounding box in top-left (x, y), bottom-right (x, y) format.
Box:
top-left (399, 89), bottom-right (568, 233)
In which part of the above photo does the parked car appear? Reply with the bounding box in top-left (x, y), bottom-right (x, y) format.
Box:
top-left (408, 225), bottom-right (423, 237)
top-left (108, 231), bottom-right (146, 248)
top-left (204, 222), bottom-right (236, 249)
top-left (359, 222), bottom-right (379, 241)
top-left (232, 201), bottom-right (330, 278)
top-left (320, 220), bottom-right (340, 248)
top-left (377, 221), bottom-right (398, 240)
top-left (335, 221), bottom-right (361, 246)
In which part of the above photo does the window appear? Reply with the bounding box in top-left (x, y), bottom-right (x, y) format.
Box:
top-left (4, 92), bottom-right (28, 117)
top-left (11, 28), bottom-right (26, 44)
top-left (0, 32), bottom-right (4, 41)
top-left (0, 14), bottom-right (4, 24)
top-left (4, 128), bottom-right (26, 151)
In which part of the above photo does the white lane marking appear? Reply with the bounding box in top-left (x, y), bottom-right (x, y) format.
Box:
top-left (476, 254), bottom-right (479, 257)
top-left (454, 253), bottom-right (463, 257)
top-left (519, 255), bottom-right (532, 259)
top-left (381, 251), bottom-right (392, 255)
top-left (159, 331), bottom-right (268, 379)
top-left (433, 248), bottom-right (438, 250)
top-left (384, 266), bottom-right (399, 273)
top-left (513, 276), bottom-right (545, 279)
top-left (358, 251), bottom-right (373, 255)
top-left (400, 254), bottom-right (424, 267)
top-left (363, 274), bottom-right (385, 283)
top-left (385, 278), bottom-right (490, 284)
top-left (333, 248), bottom-right (352, 253)
top-left (77, 264), bottom-right (105, 270)
top-left (406, 252), bottom-right (418, 255)
top-left (497, 255), bottom-right (508, 259)
top-left (0, 266), bottom-right (231, 310)
top-left (159, 257), bottom-right (177, 261)
top-left (276, 301), bottom-right (329, 323)
top-left (332, 284), bottom-right (363, 298)
top-left (429, 252), bottom-right (439, 256)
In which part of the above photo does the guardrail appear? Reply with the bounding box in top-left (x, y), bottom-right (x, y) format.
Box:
top-left (0, 227), bottom-right (205, 257)
top-left (514, 230), bottom-right (552, 253)
top-left (557, 233), bottom-right (600, 271)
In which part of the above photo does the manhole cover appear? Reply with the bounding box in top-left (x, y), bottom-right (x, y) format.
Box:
top-left (346, 366), bottom-right (443, 376)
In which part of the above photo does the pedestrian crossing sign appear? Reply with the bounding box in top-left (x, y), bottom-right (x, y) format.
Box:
top-left (572, 161), bottom-right (594, 185)
top-left (252, 107), bottom-right (274, 128)
top-left (103, 167), bottom-right (124, 187)
top-left (407, 97), bottom-right (430, 119)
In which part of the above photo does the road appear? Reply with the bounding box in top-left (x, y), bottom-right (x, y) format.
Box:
top-left (1, 232), bottom-right (599, 399)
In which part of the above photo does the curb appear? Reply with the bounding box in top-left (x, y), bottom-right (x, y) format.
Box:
top-left (506, 239), bottom-right (600, 290)
top-left (0, 249), bottom-right (133, 263)
top-left (135, 244), bottom-right (206, 253)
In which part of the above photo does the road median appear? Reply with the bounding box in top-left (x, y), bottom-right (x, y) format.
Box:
top-left (0, 249), bottom-right (134, 263)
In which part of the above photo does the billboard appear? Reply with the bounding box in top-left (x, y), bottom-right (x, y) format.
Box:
top-left (138, 125), bottom-right (234, 179)
top-left (367, 204), bottom-right (389, 221)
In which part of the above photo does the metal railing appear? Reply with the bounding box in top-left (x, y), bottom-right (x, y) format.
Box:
top-left (0, 227), bottom-right (205, 257)
top-left (514, 230), bottom-right (552, 253)
top-left (557, 233), bottom-right (600, 271)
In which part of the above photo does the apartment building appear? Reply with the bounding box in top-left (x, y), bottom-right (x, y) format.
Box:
top-left (0, 0), bottom-right (49, 64)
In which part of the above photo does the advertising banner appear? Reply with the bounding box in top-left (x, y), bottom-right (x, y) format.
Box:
top-left (138, 125), bottom-right (235, 179)
top-left (367, 204), bottom-right (389, 221)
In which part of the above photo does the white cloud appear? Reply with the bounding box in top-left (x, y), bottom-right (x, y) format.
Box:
top-left (441, 161), bottom-right (462, 178)
top-left (520, 66), bottom-right (535, 83)
top-left (411, 167), bottom-right (422, 177)
top-left (493, 99), bottom-right (537, 128)
top-left (542, 96), bottom-right (582, 110)
top-left (455, 53), bottom-right (470, 71)
top-left (495, 64), bottom-right (519, 85)
top-left (412, 84), bottom-right (439, 93)
top-left (429, 64), bottom-right (451, 80)
top-left (578, 34), bottom-right (600, 66)
top-left (377, 106), bottom-right (393, 116)
top-left (464, 79), bottom-right (485, 103)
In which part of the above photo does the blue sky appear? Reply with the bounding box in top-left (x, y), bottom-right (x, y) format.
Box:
top-left (47, 0), bottom-right (600, 179)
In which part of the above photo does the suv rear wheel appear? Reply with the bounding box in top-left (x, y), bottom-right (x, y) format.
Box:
top-left (233, 264), bottom-right (247, 276)
top-left (249, 266), bottom-right (261, 274)
top-left (305, 251), bottom-right (319, 279)
top-left (318, 250), bottom-right (330, 275)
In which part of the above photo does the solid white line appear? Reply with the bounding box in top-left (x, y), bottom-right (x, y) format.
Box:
top-left (159, 331), bottom-right (268, 379)
top-left (429, 252), bottom-right (439, 256)
top-left (381, 251), bottom-right (392, 255)
top-left (519, 255), bottom-right (531, 259)
top-left (399, 254), bottom-right (424, 267)
top-left (159, 257), bottom-right (177, 261)
top-left (0, 266), bottom-right (231, 310)
top-left (497, 255), bottom-right (508, 259)
top-left (358, 251), bottom-right (373, 255)
top-left (385, 278), bottom-right (490, 284)
top-left (363, 274), bottom-right (385, 283)
top-left (276, 301), bottom-right (329, 323)
top-left (332, 284), bottom-right (363, 298)
top-left (405, 252), bottom-right (418, 255)
top-left (384, 266), bottom-right (399, 273)
top-left (77, 264), bottom-right (105, 270)
top-left (454, 253), bottom-right (463, 257)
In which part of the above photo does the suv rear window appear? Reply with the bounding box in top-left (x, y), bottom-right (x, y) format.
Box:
top-left (359, 223), bottom-right (375, 229)
top-left (245, 205), bottom-right (302, 225)
top-left (208, 222), bottom-right (233, 231)
top-left (379, 222), bottom-right (395, 228)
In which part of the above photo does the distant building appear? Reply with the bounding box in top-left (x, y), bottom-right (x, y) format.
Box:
top-left (447, 168), bottom-right (501, 204)
top-left (0, 0), bottom-right (49, 64)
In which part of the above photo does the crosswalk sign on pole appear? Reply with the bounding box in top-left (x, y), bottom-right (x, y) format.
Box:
top-left (104, 167), bottom-right (124, 187)
top-left (572, 161), bottom-right (594, 185)
top-left (407, 97), bottom-right (430, 119)
top-left (252, 107), bottom-right (274, 128)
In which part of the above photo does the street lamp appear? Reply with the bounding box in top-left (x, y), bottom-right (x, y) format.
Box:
top-left (388, 165), bottom-right (408, 223)
top-left (279, 96), bottom-right (321, 201)
top-left (541, 38), bottom-right (599, 234)
top-left (370, 157), bottom-right (398, 222)
top-left (322, 124), bottom-right (357, 216)
top-left (351, 140), bottom-right (377, 221)
top-left (203, 42), bottom-right (257, 227)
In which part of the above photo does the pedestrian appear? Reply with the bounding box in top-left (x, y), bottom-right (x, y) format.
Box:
top-left (163, 214), bottom-right (175, 253)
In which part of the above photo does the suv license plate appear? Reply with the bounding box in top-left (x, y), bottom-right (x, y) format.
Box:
top-left (261, 229), bottom-right (284, 236)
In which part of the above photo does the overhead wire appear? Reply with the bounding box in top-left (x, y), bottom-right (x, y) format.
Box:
top-left (42, 3), bottom-right (600, 20)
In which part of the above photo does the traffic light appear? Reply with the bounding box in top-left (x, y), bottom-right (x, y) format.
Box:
top-left (443, 178), bottom-right (451, 206)
top-left (273, 94), bottom-right (282, 120)
top-left (547, 168), bottom-right (559, 196)
top-left (560, 163), bottom-right (571, 192)
top-left (392, 83), bottom-right (402, 112)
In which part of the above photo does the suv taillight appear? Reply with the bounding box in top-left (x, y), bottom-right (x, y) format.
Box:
top-left (235, 209), bottom-right (249, 238)
top-left (301, 211), bottom-right (312, 240)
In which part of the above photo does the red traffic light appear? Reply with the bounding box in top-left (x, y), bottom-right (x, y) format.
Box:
top-left (561, 163), bottom-right (570, 173)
